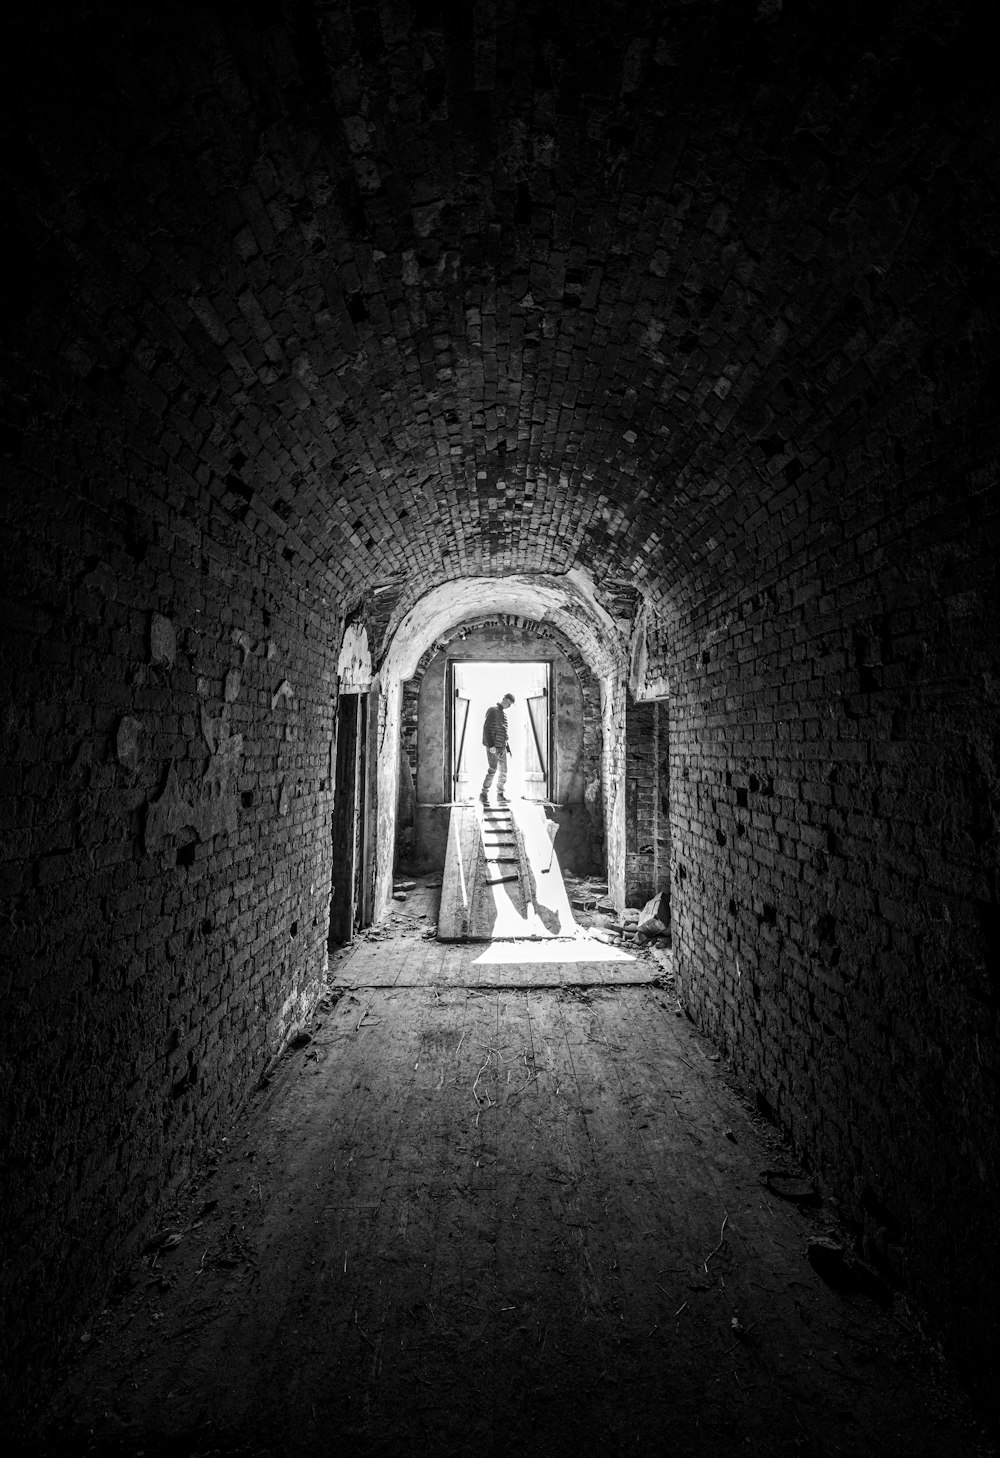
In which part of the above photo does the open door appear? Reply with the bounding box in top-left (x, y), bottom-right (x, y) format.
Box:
top-left (524, 665), bottom-right (550, 802)
top-left (450, 659), bottom-right (552, 804)
top-left (452, 671), bottom-right (471, 802)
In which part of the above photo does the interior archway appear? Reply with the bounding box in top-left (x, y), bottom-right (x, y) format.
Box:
top-left (405, 622), bottom-right (599, 872)
top-left (372, 572), bottom-right (629, 920)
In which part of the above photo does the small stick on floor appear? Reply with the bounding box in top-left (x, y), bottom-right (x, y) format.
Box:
top-left (505, 1072), bottom-right (541, 1102)
top-left (354, 1310), bottom-right (378, 1353)
top-left (472, 1055), bottom-right (491, 1105)
top-left (703, 1212), bottom-right (729, 1273)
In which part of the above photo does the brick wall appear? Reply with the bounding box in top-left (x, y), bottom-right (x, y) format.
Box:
top-left (0, 409), bottom-right (338, 1411)
top-left (624, 697), bottom-right (669, 907)
top-left (2, 0), bottom-right (998, 1414)
top-left (661, 440), bottom-right (1000, 1403)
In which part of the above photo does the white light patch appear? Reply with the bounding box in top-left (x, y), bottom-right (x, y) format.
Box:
top-left (473, 935), bottom-right (636, 965)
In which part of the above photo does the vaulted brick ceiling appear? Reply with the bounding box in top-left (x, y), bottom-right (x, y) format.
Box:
top-left (4, 1), bottom-right (989, 617)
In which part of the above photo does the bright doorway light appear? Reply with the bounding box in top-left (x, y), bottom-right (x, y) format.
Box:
top-left (472, 934), bottom-right (636, 965)
top-left (452, 660), bottom-right (550, 802)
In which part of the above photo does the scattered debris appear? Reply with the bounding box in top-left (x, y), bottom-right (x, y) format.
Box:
top-left (36, 925), bottom-right (980, 1458)
top-left (649, 946), bottom-right (673, 977)
top-left (807, 1238), bottom-right (891, 1305)
top-left (213, 1227), bottom-right (259, 1272)
top-left (762, 1170), bottom-right (820, 1206)
top-left (703, 1213), bottom-right (729, 1273)
top-left (144, 1230), bottom-right (183, 1254)
top-left (637, 891), bottom-right (670, 936)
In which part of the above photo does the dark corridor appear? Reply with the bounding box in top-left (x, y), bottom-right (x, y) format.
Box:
top-left (1, 0), bottom-right (999, 1448)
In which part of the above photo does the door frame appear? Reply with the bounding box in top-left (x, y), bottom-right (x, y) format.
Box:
top-left (450, 672), bottom-right (471, 803)
top-left (329, 689), bottom-right (374, 944)
top-left (446, 658), bottom-right (554, 803)
top-left (523, 673), bottom-right (551, 801)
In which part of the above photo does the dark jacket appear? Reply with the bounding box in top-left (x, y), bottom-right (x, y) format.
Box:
top-left (482, 703), bottom-right (509, 751)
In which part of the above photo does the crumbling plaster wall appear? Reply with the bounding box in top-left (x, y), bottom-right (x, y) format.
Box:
top-left (0, 441), bottom-right (339, 1410)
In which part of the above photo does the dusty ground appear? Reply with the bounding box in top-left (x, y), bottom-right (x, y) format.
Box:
top-left (22, 876), bottom-right (997, 1457)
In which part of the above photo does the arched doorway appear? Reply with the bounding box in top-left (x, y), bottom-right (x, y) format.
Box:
top-left (371, 571), bottom-right (628, 921)
top-left (403, 619), bottom-right (602, 877)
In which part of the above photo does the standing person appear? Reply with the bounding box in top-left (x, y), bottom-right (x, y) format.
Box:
top-left (480, 693), bottom-right (514, 806)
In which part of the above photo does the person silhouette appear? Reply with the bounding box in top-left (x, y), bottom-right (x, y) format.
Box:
top-left (480, 693), bottom-right (514, 806)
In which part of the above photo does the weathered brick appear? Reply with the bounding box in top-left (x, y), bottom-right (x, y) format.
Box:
top-left (2, 0), bottom-right (998, 1425)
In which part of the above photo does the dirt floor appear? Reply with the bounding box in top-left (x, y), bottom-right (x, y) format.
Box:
top-left (24, 876), bottom-right (997, 1457)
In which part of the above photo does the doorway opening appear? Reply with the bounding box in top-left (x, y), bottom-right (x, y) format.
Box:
top-left (449, 661), bottom-right (551, 804)
top-left (329, 691), bottom-right (373, 944)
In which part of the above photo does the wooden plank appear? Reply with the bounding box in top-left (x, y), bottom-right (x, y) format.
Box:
top-left (437, 804), bottom-right (481, 939)
top-left (438, 802), bottom-right (586, 943)
top-left (469, 808), bottom-right (530, 936)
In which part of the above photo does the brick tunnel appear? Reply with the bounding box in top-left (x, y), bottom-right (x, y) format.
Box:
top-left (1, 1), bottom-right (999, 1452)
